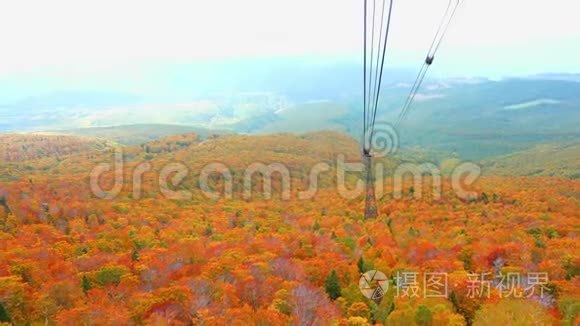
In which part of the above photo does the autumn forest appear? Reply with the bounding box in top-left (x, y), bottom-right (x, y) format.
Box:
top-left (0, 132), bottom-right (577, 325)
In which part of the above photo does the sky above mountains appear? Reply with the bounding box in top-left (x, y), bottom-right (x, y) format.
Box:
top-left (1, 0), bottom-right (578, 76)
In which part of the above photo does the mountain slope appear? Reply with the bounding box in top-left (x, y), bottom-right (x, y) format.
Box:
top-left (481, 143), bottom-right (580, 178)
top-left (0, 134), bottom-right (114, 163)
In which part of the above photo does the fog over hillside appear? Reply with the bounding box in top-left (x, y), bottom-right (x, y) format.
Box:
top-left (2, 64), bottom-right (578, 160)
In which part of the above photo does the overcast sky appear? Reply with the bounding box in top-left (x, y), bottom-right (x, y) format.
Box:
top-left (0, 0), bottom-right (579, 79)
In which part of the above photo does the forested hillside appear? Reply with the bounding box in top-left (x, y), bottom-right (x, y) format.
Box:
top-left (0, 132), bottom-right (577, 325)
top-left (0, 134), bottom-right (113, 162)
top-left (481, 143), bottom-right (580, 178)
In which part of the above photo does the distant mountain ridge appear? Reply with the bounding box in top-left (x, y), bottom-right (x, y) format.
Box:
top-left (58, 124), bottom-right (231, 145)
top-left (1, 76), bottom-right (579, 161)
top-left (524, 73), bottom-right (580, 82)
